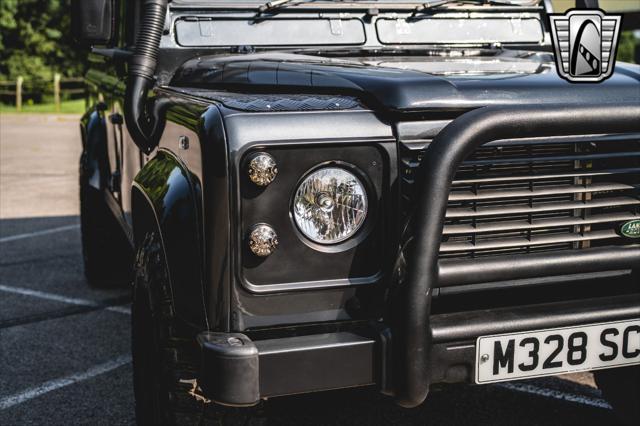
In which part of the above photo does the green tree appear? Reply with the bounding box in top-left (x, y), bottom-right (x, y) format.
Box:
top-left (0, 0), bottom-right (87, 92)
top-left (617, 31), bottom-right (638, 64)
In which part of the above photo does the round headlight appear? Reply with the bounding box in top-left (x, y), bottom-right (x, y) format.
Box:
top-left (293, 167), bottom-right (368, 244)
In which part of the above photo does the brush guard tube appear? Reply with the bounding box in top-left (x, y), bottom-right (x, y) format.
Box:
top-left (396, 103), bottom-right (640, 408)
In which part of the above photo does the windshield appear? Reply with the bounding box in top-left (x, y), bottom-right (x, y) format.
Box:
top-left (171, 0), bottom-right (546, 49)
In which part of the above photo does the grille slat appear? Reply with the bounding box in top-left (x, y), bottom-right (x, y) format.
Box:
top-left (449, 182), bottom-right (636, 202)
top-left (399, 131), bottom-right (640, 259)
top-left (443, 212), bottom-right (640, 235)
top-left (440, 229), bottom-right (621, 253)
top-left (452, 167), bottom-right (640, 185)
top-left (461, 150), bottom-right (640, 167)
top-left (446, 196), bottom-right (640, 218)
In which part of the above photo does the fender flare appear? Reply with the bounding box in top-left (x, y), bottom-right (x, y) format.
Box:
top-left (132, 149), bottom-right (208, 329)
top-left (80, 106), bottom-right (110, 191)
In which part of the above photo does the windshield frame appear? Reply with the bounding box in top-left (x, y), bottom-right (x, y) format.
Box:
top-left (170, 0), bottom-right (543, 11)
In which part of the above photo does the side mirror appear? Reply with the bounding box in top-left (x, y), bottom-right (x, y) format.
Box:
top-left (71, 0), bottom-right (118, 46)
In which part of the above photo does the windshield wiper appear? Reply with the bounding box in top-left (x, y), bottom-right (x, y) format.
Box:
top-left (409, 0), bottom-right (522, 18)
top-left (253, 0), bottom-right (311, 21)
top-left (254, 0), bottom-right (526, 21)
top-left (258, 0), bottom-right (298, 14)
top-left (256, 0), bottom-right (370, 17)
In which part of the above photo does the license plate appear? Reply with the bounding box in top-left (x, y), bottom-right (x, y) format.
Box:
top-left (475, 319), bottom-right (640, 384)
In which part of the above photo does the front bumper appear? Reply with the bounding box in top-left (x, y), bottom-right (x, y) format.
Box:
top-left (197, 293), bottom-right (640, 406)
top-left (197, 330), bottom-right (378, 406)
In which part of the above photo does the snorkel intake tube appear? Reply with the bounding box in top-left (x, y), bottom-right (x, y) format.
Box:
top-left (125, 0), bottom-right (169, 154)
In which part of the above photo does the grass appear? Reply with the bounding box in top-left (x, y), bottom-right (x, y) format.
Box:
top-left (0, 99), bottom-right (86, 114)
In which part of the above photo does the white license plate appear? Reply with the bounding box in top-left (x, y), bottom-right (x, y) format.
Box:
top-left (475, 319), bottom-right (640, 384)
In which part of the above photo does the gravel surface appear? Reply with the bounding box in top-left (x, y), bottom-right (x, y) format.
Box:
top-left (0, 114), bottom-right (623, 425)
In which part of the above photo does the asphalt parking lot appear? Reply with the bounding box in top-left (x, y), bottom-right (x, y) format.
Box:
top-left (0, 113), bottom-right (626, 425)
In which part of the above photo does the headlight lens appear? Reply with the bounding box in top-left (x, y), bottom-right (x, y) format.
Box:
top-left (293, 167), bottom-right (368, 244)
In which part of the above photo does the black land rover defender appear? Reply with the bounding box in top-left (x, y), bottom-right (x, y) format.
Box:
top-left (73, 0), bottom-right (640, 424)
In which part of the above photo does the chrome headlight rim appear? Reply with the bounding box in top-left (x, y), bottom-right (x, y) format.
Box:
top-left (290, 161), bottom-right (375, 250)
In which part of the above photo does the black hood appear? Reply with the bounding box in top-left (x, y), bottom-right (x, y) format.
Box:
top-left (171, 51), bottom-right (640, 112)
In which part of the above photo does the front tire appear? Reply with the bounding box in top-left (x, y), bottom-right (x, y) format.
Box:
top-left (79, 182), bottom-right (132, 287)
top-left (594, 366), bottom-right (640, 426)
top-left (132, 232), bottom-right (263, 425)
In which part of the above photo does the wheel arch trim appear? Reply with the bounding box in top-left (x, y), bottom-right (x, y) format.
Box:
top-left (132, 149), bottom-right (209, 329)
top-left (80, 105), bottom-right (110, 191)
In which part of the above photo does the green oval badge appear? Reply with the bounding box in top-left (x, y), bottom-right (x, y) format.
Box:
top-left (621, 220), bottom-right (640, 239)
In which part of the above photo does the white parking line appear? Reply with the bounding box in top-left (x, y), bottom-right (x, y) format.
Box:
top-left (0, 224), bottom-right (80, 243)
top-left (0, 355), bottom-right (132, 410)
top-left (0, 284), bottom-right (131, 315)
top-left (497, 382), bottom-right (612, 410)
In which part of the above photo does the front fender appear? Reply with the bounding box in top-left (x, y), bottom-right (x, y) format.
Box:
top-left (80, 106), bottom-right (110, 191)
top-left (132, 150), bottom-right (207, 329)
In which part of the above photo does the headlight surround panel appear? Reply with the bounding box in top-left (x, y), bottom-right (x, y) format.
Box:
top-left (239, 143), bottom-right (391, 292)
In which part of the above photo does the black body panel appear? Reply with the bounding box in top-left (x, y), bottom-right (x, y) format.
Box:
top-left (221, 109), bottom-right (396, 329)
top-left (172, 52), bottom-right (640, 112)
top-left (80, 106), bottom-right (111, 191)
top-left (239, 144), bottom-right (386, 291)
top-left (133, 149), bottom-right (208, 329)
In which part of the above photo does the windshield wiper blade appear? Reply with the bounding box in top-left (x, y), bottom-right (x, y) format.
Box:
top-left (258, 0), bottom-right (298, 14)
top-left (255, 0), bottom-right (524, 21)
top-left (409, 0), bottom-right (522, 17)
top-left (409, 0), bottom-right (476, 18)
top-left (254, 0), bottom-right (313, 21)
top-left (257, 0), bottom-right (370, 16)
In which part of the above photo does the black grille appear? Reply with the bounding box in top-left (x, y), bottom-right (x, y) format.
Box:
top-left (400, 133), bottom-right (640, 259)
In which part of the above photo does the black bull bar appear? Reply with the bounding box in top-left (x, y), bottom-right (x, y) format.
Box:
top-left (395, 103), bottom-right (640, 408)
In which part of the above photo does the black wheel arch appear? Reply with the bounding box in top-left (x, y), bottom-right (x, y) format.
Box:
top-left (80, 105), bottom-right (111, 191)
top-left (132, 149), bottom-right (209, 331)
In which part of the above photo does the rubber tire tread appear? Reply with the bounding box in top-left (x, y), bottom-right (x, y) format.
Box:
top-left (594, 366), bottom-right (640, 426)
top-left (80, 182), bottom-right (132, 287)
top-left (132, 231), bottom-right (265, 426)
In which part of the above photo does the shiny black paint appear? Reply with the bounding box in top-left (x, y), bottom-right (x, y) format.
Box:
top-left (80, 106), bottom-right (110, 191)
top-left (195, 104), bottom-right (233, 331)
top-left (172, 52), bottom-right (640, 112)
top-left (133, 149), bottom-right (208, 329)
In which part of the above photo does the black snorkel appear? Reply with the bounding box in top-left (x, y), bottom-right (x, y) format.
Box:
top-left (125, 0), bottom-right (170, 154)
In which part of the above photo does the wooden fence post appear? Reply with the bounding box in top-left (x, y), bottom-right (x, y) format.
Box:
top-left (54, 73), bottom-right (61, 113)
top-left (16, 76), bottom-right (23, 112)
